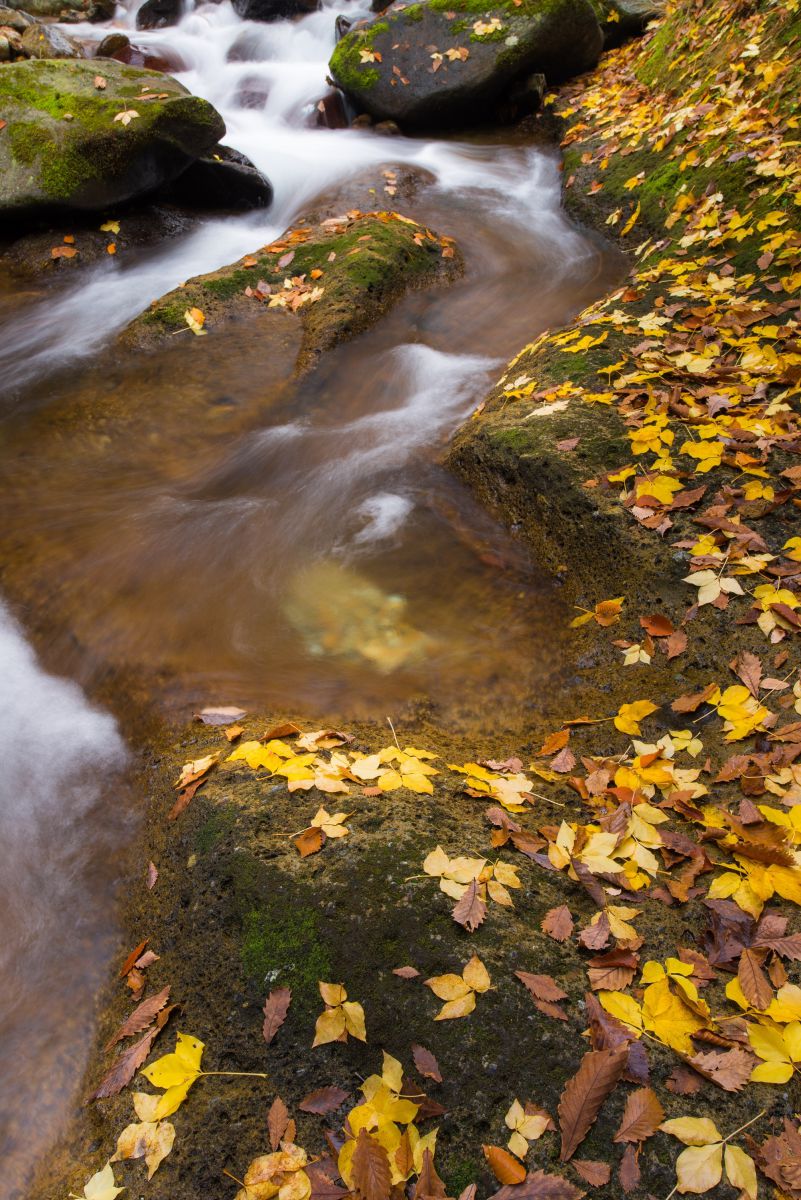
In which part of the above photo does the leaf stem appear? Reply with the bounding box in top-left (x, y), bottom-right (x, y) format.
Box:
top-left (723, 1109), bottom-right (766, 1142)
top-left (201, 1070), bottom-right (270, 1079)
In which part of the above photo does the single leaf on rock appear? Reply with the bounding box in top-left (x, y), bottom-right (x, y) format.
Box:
top-left (613, 1087), bottom-right (664, 1143)
top-left (268, 1095), bottom-right (290, 1149)
top-left (572, 1160), bottom-right (610, 1186)
top-left (68, 1162), bottom-right (124, 1200)
top-left (618, 1145), bottom-right (640, 1194)
top-left (299, 1086), bottom-right (350, 1114)
top-left (90, 1026), bottom-right (159, 1100)
top-left (487, 1169), bottom-right (585, 1200)
top-left (686, 1048), bottom-right (755, 1092)
top-left (263, 986), bottom-right (292, 1044)
top-left (119, 939), bottom-right (148, 978)
top-left (452, 879), bottom-right (487, 931)
top-left (351, 1130), bottom-right (391, 1200)
top-left (558, 1046), bottom-right (627, 1161)
top-left (112, 1118), bottom-right (176, 1178)
top-left (541, 906), bottom-right (573, 943)
top-left (412, 1043), bottom-right (443, 1083)
top-left (393, 966), bottom-right (420, 979)
top-left (105, 985), bottom-right (171, 1050)
top-left (516, 970), bottom-right (569, 1020)
top-left (737, 948), bottom-right (772, 1010)
top-left (483, 1145), bottom-right (526, 1186)
top-left (295, 826), bottom-right (325, 857)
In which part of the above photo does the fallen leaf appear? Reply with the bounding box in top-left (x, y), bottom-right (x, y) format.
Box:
top-left (412, 1043), bottom-right (442, 1083)
top-left (299, 1086), bottom-right (350, 1114)
top-left (558, 1046), bottom-right (627, 1160)
top-left (541, 906), bottom-right (574, 942)
top-left (262, 986), bottom-right (292, 1044)
top-left (483, 1145), bottom-right (526, 1186)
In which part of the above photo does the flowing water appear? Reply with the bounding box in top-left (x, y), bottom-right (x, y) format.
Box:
top-left (0, 2), bottom-right (624, 1192)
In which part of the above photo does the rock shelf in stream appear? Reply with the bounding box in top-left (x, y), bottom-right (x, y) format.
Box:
top-left (329, 0), bottom-right (603, 129)
top-left (124, 210), bottom-right (462, 370)
top-left (0, 59), bottom-right (226, 223)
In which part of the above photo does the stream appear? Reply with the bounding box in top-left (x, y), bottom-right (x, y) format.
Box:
top-left (0, 2), bottom-right (623, 1193)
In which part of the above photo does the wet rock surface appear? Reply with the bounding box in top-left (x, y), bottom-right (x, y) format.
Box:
top-left (0, 58), bottom-right (225, 223)
top-left (329, 0), bottom-right (603, 129)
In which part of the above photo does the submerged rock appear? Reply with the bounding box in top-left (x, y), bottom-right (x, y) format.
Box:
top-left (285, 560), bottom-right (435, 672)
top-left (0, 58), bottom-right (225, 224)
top-left (165, 144), bottom-right (273, 210)
top-left (329, 0), bottom-right (602, 129)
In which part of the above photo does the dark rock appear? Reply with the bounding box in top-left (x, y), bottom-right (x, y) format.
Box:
top-left (114, 41), bottom-right (186, 71)
top-left (136, 0), bottom-right (182, 30)
top-left (4, 0), bottom-right (113, 19)
top-left (0, 58), bottom-right (226, 224)
top-left (350, 112), bottom-right (372, 128)
top-left (94, 31), bottom-right (130, 57)
top-left (166, 144), bottom-right (273, 211)
top-left (314, 89), bottom-right (348, 129)
top-left (334, 12), bottom-right (352, 40)
top-left (231, 0), bottom-right (316, 22)
top-left (20, 21), bottom-right (82, 56)
top-left (496, 69), bottom-right (545, 121)
top-left (589, 0), bottom-right (661, 45)
top-left (374, 119), bottom-right (401, 135)
top-left (329, 0), bottom-right (603, 130)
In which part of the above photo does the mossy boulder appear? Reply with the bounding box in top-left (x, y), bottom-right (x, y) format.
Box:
top-left (0, 58), bottom-right (225, 224)
top-left (125, 209), bottom-right (461, 369)
top-left (329, 0), bottom-right (602, 129)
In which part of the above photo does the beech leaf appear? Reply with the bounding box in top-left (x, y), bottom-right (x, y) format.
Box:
top-left (558, 1046), bottom-right (627, 1161)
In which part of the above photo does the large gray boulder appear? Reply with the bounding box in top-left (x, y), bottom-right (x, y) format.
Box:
top-left (19, 21), bottom-right (82, 56)
top-left (0, 58), bottom-right (225, 224)
top-left (329, 0), bottom-right (603, 129)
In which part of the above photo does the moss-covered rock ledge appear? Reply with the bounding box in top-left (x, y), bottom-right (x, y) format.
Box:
top-left (447, 0), bottom-right (801, 601)
top-left (125, 209), bottom-right (461, 370)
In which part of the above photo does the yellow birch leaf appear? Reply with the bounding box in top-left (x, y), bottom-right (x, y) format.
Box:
top-left (313, 1006), bottom-right (347, 1046)
top-left (342, 1001), bottom-right (367, 1041)
top-left (724, 1145), bottom-right (757, 1200)
top-left (463, 954), bottom-right (491, 993)
top-left (661, 1117), bottom-right (722, 1145)
top-left (675, 1142), bottom-right (723, 1193)
top-left (435, 992), bottom-right (477, 1020)
top-left (425, 973), bottom-right (471, 1001)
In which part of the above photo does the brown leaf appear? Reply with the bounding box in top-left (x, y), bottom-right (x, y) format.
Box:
top-left (737, 947), bottom-right (772, 1010)
top-left (295, 826), bottom-right (325, 857)
top-left (586, 949), bottom-right (638, 992)
top-left (456, 1187), bottom-right (477, 1200)
top-left (196, 705), bottom-right (247, 726)
top-left (550, 747), bottom-right (577, 774)
top-left (308, 1165), bottom-right (349, 1200)
top-left (515, 972), bottom-right (568, 1002)
top-left (413, 1148), bottom-right (446, 1200)
top-left (299, 1086), bottom-right (350, 1114)
top-left (351, 1129), bottom-right (392, 1200)
top-left (135, 950), bottom-right (159, 970)
top-left (395, 1130), bottom-right (416, 1180)
top-left (613, 1087), bottom-right (664, 1143)
top-left (90, 1026), bottom-right (158, 1100)
top-left (572, 1161), bottom-right (610, 1186)
top-left (452, 879), bottom-right (487, 932)
top-left (665, 629), bottom-right (688, 659)
top-left (577, 912), bottom-right (610, 950)
top-left (755, 932), bottom-right (801, 961)
top-left (536, 730), bottom-right (570, 757)
top-left (671, 683), bottom-right (717, 713)
top-left (167, 775), bottom-right (205, 820)
top-left (483, 1146), bottom-right (526, 1186)
top-left (104, 986), bottom-right (171, 1051)
top-left (262, 986), bottom-right (291, 1044)
top-left (268, 1095), bottom-right (290, 1150)
top-left (732, 650), bottom-right (763, 698)
top-left (412, 1043), bottom-right (442, 1083)
top-left (146, 862), bottom-right (158, 890)
top-left (686, 1047), bottom-right (756, 1092)
top-left (262, 721), bottom-right (302, 739)
top-left (665, 1065), bottom-right (702, 1094)
top-left (618, 1145), bottom-right (640, 1194)
top-left (541, 906), bottom-right (573, 943)
top-left (640, 614), bottom-right (674, 637)
top-left (487, 1169), bottom-right (585, 1200)
top-left (557, 1046), bottom-right (627, 1161)
top-left (393, 966), bottom-right (420, 979)
top-left (119, 939), bottom-right (148, 978)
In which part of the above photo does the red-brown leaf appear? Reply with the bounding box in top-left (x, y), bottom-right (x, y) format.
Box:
top-left (541, 906), bottom-right (574, 943)
top-left (738, 947), bottom-right (772, 1010)
top-left (90, 1026), bottom-right (158, 1100)
top-left (268, 1095), bottom-right (290, 1149)
top-left (295, 826), bottom-right (325, 857)
top-left (452, 879), bottom-right (487, 932)
top-left (351, 1129), bottom-right (392, 1200)
top-left (613, 1087), bottom-right (664, 1143)
top-left (558, 1046), bottom-right (627, 1161)
top-left (393, 966), bottom-right (420, 979)
top-left (487, 1169), bottom-right (585, 1200)
top-left (413, 1148), bottom-right (446, 1200)
top-left (104, 985), bottom-right (170, 1051)
top-left (515, 972), bottom-right (568, 1002)
top-left (572, 1161), bottom-right (610, 1186)
top-left (412, 1043), bottom-right (443, 1083)
top-left (299, 1086), bottom-right (350, 1114)
top-left (686, 1048), bottom-right (756, 1092)
top-left (307, 1165), bottom-right (349, 1200)
top-left (262, 986), bottom-right (292, 1044)
top-left (119, 939), bottom-right (148, 978)
top-left (618, 1145), bottom-right (640, 1194)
